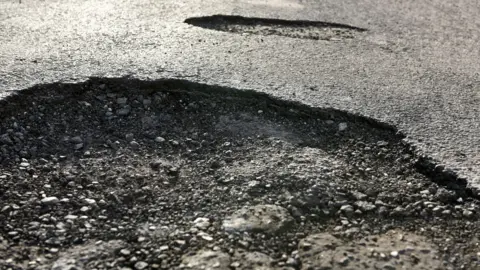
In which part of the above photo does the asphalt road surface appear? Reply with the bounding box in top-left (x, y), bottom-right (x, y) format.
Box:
top-left (1, 0), bottom-right (478, 190)
top-left (1, 0), bottom-right (480, 269)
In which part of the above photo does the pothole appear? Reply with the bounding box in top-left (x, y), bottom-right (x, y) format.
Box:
top-left (184, 15), bottom-right (366, 41)
top-left (0, 78), bottom-right (479, 269)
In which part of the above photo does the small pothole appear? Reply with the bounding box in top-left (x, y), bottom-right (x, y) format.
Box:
top-left (184, 15), bottom-right (366, 40)
top-left (0, 78), bottom-right (478, 269)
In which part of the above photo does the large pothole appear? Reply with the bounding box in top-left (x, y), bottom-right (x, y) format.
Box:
top-left (0, 78), bottom-right (479, 269)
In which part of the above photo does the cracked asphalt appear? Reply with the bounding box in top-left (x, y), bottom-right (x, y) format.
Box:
top-left (0, 0), bottom-right (479, 189)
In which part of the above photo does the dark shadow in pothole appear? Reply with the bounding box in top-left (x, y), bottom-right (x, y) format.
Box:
top-left (0, 77), bottom-right (469, 195)
top-left (0, 77), bottom-right (470, 198)
top-left (184, 15), bottom-right (366, 40)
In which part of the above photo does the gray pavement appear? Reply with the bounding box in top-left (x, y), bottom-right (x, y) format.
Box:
top-left (0, 0), bottom-right (478, 188)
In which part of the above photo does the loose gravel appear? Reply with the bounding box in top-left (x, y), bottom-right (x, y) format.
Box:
top-left (0, 79), bottom-right (479, 269)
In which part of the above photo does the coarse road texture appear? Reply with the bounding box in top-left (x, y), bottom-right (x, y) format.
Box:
top-left (0, 0), bottom-right (479, 190)
top-left (0, 79), bottom-right (479, 269)
top-left (0, 0), bottom-right (479, 269)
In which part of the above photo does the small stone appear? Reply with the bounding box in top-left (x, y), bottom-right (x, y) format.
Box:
top-left (345, 227), bottom-right (360, 235)
top-left (286, 257), bottom-right (297, 266)
top-left (355, 201), bottom-right (376, 212)
top-left (0, 134), bottom-right (13, 145)
top-left (85, 198), bottom-right (96, 205)
top-left (125, 133), bottom-right (134, 142)
top-left (134, 261), bottom-right (148, 270)
top-left (338, 122), bottom-right (348, 131)
top-left (74, 143), bottom-right (84, 150)
top-left (238, 240), bottom-right (250, 248)
top-left (174, 240), bottom-right (186, 246)
top-left (200, 234), bottom-right (214, 241)
top-left (120, 249), bottom-right (131, 256)
top-left (34, 158), bottom-right (48, 165)
top-left (130, 141), bottom-right (140, 149)
top-left (337, 256), bottom-right (349, 266)
top-left (158, 254), bottom-right (168, 260)
top-left (193, 217), bottom-right (211, 230)
top-left (96, 95), bottom-right (107, 101)
top-left (378, 206), bottom-right (389, 215)
top-left (71, 136), bottom-right (83, 144)
top-left (361, 224), bottom-right (371, 231)
top-left (377, 140), bottom-right (389, 147)
top-left (149, 160), bottom-right (163, 170)
top-left (65, 215), bottom-right (78, 220)
top-left (351, 191), bottom-right (368, 200)
top-left (392, 206), bottom-right (406, 216)
top-left (463, 210), bottom-right (474, 217)
top-left (117, 97), bottom-right (128, 105)
top-left (441, 209), bottom-right (452, 215)
top-left (20, 162), bottom-right (30, 167)
top-left (155, 137), bottom-right (166, 143)
top-left (117, 106), bottom-right (131, 116)
top-left (41, 197), bottom-right (59, 205)
top-left (383, 263), bottom-right (396, 270)
top-left (340, 205), bottom-right (354, 213)
top-left (143, 99), bottom-right (152, 107)
top-left (435, 188), bottom-right (456, 203)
